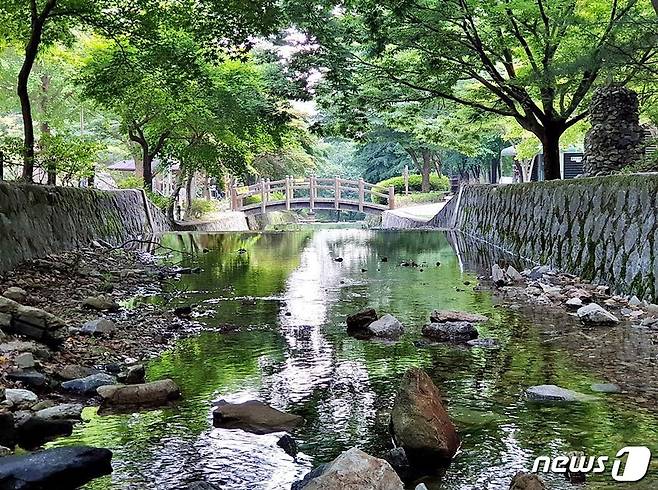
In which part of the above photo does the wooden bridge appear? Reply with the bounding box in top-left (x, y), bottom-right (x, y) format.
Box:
top-left (230, 176), bottom-right (395, 215)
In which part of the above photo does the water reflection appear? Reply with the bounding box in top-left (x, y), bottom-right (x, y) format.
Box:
top-left (49, 229), bottom-right (658, 490)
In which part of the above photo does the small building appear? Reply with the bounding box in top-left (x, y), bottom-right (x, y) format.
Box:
top-left (500, 146), bottom-right (584, 182)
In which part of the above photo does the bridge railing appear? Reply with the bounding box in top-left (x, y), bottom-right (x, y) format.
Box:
top-left (230, 176), bottom-right (395, 213)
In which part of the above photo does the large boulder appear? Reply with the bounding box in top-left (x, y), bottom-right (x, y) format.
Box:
top-left (295, 447), bottom-right (404, 490)
top-left (0, 297), bottom-right (67, 348)
top-left (61, 374), bottom-right (116, 394)
top-left (212, 400), bottom-right (303, 435)
top-left (509, 472), bottom-right (546, 489)
top-left (97, 379), bottom-right (181, 406)
top-left (429, 310), bottom-right (488, 324)
top-left (422, 322), bottom-right (478, 342)
top-left (390, 369), bottom-right (459, 465)
top-left (346, 309), bottom-right (378, 333)
top-left (576, 303), bottom-right (619, 325)
top-left (0, 446), bottom-right (112, 489)
top-left (365, 314), bottom-right (404, 338)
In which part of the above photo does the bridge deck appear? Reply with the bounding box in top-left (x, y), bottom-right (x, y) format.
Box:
top-left (230, 176), bottom-right (395, 215)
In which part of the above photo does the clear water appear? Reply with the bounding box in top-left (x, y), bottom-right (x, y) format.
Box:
top-left (49, 229), bottom-right (658, 489)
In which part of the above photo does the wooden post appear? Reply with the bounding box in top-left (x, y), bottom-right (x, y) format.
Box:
top-left (230, 185), bottom-right (237, 210)
top-left (388, 185), bottom-right (395, 209)
top-left (285, 175), bottom-right (291, 210)
top-left (309, 175), bottom-right (315, 211)
top-left (260, 178), bottom-right (266, 213)
top-left (358, 178), bottom-right (364, 212)
top-left (334, 176), bottom-right (340, 209)
top-left (403, 165), bottom-right (409, 195)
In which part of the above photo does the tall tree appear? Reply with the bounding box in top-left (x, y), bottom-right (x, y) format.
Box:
top-left (289, 0), bottom-right (658, 179)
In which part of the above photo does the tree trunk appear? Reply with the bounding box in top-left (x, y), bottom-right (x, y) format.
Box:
top-left (653, 0), bottom-right (658, 15)
top-left (184, 173), bottom-right (195, 219)
top-left (540, 128), bottom-right (564, 180)
top-left (420, 149), bottom-right (431, 192)
top-left (142, 149), bottom-right (153, 192)
top-left (0, 151), bottom-right (4, 181)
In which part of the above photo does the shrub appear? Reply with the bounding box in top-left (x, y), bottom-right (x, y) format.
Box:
top-left (371, 174), bottom-right (450, 204)
top-left (117, 175), bottom-right (144, 189)
top-left (187, 198), bottom-right (219, 219)
top-left (244, 191), bottom-right (285, 205)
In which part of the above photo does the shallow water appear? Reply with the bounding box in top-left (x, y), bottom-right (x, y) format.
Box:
top-left (50, 229), bottom-right (658, 489)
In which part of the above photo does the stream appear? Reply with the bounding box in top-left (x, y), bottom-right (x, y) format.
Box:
top-left (49, 228), bottom-right (658, 489)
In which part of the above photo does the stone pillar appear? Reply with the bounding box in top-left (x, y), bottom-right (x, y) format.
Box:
top-left (583, 86), bottom-right (645, 176)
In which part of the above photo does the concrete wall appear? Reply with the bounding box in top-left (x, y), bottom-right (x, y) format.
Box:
top-left (429, 175), bottom-right (658, 299)
top-left (0, 182), bottom-right (169, 271)
top-left (173, 211), bottom-right (249, 232)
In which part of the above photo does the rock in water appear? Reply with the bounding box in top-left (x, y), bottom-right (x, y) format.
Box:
top-left (16, 417), bottom-right (74, 450)
top-left (576, 303), bottom-right (620, 325)
top-left (0, 446), bottom-right (112, 489)
top-left (366, 314), bottom-right (404, 338)
top-left (186, 482), bottom-right (220, 490)
top-left (0, 412), bottom-right (16, 448)
top-left (97, 379), bottom-right (181, 406)
top-left (80, 319), bottom-right (116, 336)
top-left (429, 310), bottom-right (488, 324)
top-left (422, 322), bottom-right (478, 342)
top-left (346, 309), bottom-right (378, 332)
top-left (526, 385), bottom-right (597, 402)
top-left (298, 447), bottom-right (404, 490)
top-left (390, 368), bottom-right (459, 465)
top-left (277, 434), bottom-right (298, 458)
top-left (61, 374), bottom-right (116, 394)
top-left (509, 472), bottom-right (546, 489)
top-left (35, 403), bottom-right (83, 421)
top-left (212, 400), bottom-right (303, 434)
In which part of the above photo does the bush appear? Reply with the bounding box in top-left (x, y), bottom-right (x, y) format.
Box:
top-left (116, 175), bottom-right (144, 189)
top-left (187, 198), bottom-right (219, 219)
top-left (244, 191), bottom-right (285, 205)
top-left (371, 174), bottom-right (450, 204)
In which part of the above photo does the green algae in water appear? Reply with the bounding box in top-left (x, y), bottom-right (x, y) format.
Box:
top-left (49, 229), bottom-right (658, 489)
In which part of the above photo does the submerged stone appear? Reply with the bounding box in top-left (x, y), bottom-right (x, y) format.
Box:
top-left (526, 385), bottom-right (597, 402)
top-left (212, 400), bottom-right (303, 435)
top-left (346, 309), bottom-right (378, 332)
top-left (429, 310), bottom-right (488, 324)
top-left (422, 321), bottom-right (478, 342)
top-left (97, 379), bottom-right (181, 406)
top-left (0, 446), bottom-right (112, 489)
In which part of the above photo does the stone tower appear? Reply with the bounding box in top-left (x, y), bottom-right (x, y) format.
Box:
top-left (583, 86), bottom-right (645, 176)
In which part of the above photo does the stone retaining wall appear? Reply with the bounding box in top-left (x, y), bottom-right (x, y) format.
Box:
top-left (0, 182), bottom-right (169, 271)
top-left (429, 174), bottom-right (658, 299)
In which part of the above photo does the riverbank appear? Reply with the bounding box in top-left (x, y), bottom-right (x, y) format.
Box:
top-left (0, 243), bottom-right (198, 456)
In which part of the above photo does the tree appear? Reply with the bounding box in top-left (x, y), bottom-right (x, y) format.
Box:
top-left (289, 0), bottom-right (658, 180)
top-left (0, 0), bottom-right (281, 183)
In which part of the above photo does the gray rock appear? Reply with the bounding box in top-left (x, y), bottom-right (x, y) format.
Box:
top-left (16, 417), bottom-right (74, 449)
top-left (0, 297), bottom-right (67, 347)
top-left (422, 321), bottom-right (478, 342)
top-left (7, 369), bottom-right (47, 388)
top-left (82, 295), bottom-right (119, 312)
top-left (566, 297), bottom-right (583, 309)
top-left (277, 434), bottom-right (298, 458)
top-left (506, 265), bottom-right (523, 282)
top-left (526, 385), bottom-right (596, 402)
top-left (97, 379), bottom-right (181, 406)
top-left (466, 338), bottom-right (499, 348)
top-left (590, 383), bottom-right (621, 393)
top-left (366, 314), bottom-right (404, 338)
top-left (14, 352), bottom-right (35, 369)
top-left (117, 364), bottom-right (145, 384)
top-left (510, 472), bottom-right (546, 489)
top-left (628, 295), bottom-right (642, 307)
top-left (3, 287), bottom-right (27, 303)
top-left (577, 303), bottom-right (620, 325)
top-left (35, 403), bottom-right (84, 421)
top-left (212, 400), bottom-right (303, 435)
top-left (80, 318), bottom-right (116, 336)
top-left (346, 309), bottom-right (378, 332)
top-left (295, 447), bottom-right (404, 490)
top-left (0, 446), bottom-right (113, 488)
top-left (429, 310), bottom-right (488, 323)
top-left (4, 389), bottom-right (38, 408)
top-left (186, 483), bottom-right (220, 490)
top-left (61, 374), bottom-right (116, 394)
top-left (0, 341), bottom-right (51, 359)
top-left (491, 264), bottom-right (507, 286)
top-left (59, 365), bottom-right (99, 381)
top-left (384, 447), bottom-right (410, 479)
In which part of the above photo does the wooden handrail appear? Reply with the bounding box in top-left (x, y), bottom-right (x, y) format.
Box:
top-left (230, 176), bottom-right (395, 213)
